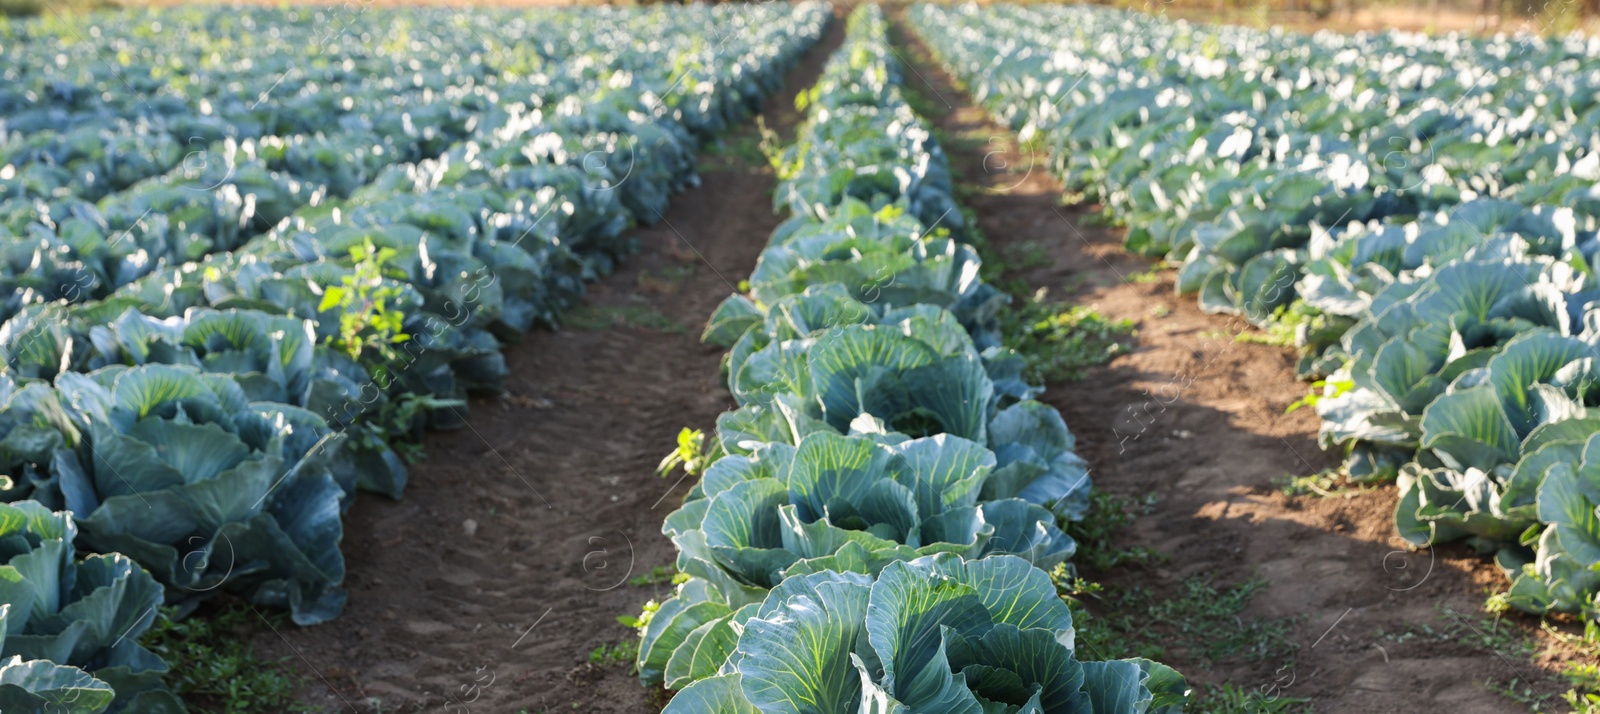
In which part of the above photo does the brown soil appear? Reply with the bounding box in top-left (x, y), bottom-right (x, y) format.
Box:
top-left (887, 10), bottom-right (1572, 713)
top-left (244, 13), bottom-right (847, 714)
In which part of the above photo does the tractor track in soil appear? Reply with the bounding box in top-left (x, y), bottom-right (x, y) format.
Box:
top-left (244, 9), bottom-right (849, 713)
top-left (887, 9), bottom-right (1567, 713)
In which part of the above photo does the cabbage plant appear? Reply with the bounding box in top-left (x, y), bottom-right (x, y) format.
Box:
top-left (720, 200), bottom-right (1006, 352)
top-left (1314, 260), bottom-right (1587, 472)
top-left (661, 554), bottom-right (1187, 713)
top-left (712, 285), bottom-right (1086, 521)
top-left (641, 428), bottom-right (1078, 688)
top-left (1306, 263), bottom-right (1600, 615)
top-left (1499, 431), bottom-right (1600, 616)
top-left (0, 365), bottom-right (349, 625)
top-left (0, 652), bottom-right (117, 714)
top-left (1296, 200), bottom-right (1590, 375)
top-left (0, 501), bottom-right (181, 713)
top-left (1390, 331), bottom-right (1599, 537)
top-left (0, 306), bottom-right (408, 500)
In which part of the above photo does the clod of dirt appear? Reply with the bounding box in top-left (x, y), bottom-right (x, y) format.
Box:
top-left (566, 663), bottom-right (604, 684)
top-left (462, 519), bottom-right (478, 537)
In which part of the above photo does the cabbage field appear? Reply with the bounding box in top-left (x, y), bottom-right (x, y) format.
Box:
top-left (0, 3), bottom-right (829, 709)
top-left (911, 1), bottom-right (1600, 625)
top-left (0, 0), bottom-right (1596, 712)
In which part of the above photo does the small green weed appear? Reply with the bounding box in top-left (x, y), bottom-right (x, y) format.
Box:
top-left (144, 603), bottom-right (314, 714)
top-left (562, 304), bottom-right (685, 333)
top-left (1078, 207), bottom-right (1122, 228)
top-left (1284, 377), bottom-right (1352, 415)
top-left (704, 132), bottom-right (766, 167)
top-left (1264, 301), bottom-right (1356, 359)
top-left (318, 239), bottom-right (411, 367)
top-left (1374, 606), bottom-right (1538, 660)
top-left (1439, 606), bottom-right (1540, 660)
top-left (1002, 289), bottom-right (1135, 383)
top-left (1277, 470), bottom-right (1370, 499)
top-left (1234, 330), bottom-right (1297, 348)
top-left (628, 564), bottom-right (687, 588)
top-left (1493, 676), bottom-right (1564, 712)
top-left (1063, 491), bottom-right (1163, 572)
top-left (1543, 619), bottom-right (1600, 712)
top-left (619, 601), bottom-right (659, 636)
top-left (999, 240), bottom-right (1052, 272)
top-left (1195, 683), bottom-right (1313, 714)
top-left (587, 639), bottom-right (640, 668)
top-left (309, 239), bottom-right (458, 464)
top-left (378, 393), bottom-right (463, 464)
top-left (1124, 267), bottom-right (1166, 284)
top-left (1069, 576), bottom-right (1299, 665)
top-left (657, 427), bottom-right (711, 478)
top-left (637, 264), bottom-right (698, 295)
top-left (1375, 605), bottom-right (1588, 711)
top-left (1234, 326), bottom-right (1297, 348)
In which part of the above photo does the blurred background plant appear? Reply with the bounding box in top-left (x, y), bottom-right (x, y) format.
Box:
top-left (1, 0), bottom-right (116, 17)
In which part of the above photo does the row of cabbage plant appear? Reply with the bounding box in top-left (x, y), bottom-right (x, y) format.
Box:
top-left (908, 3), bottom-right (1600, 620)
top-left (0, 7), bottom-right (510, 318)
top-left (0, 5), bottom-right (829, 711)
top-left (638, 7), bottom-right (1187, 712)
top-left (1, 4), bottom-right (813, 322)
top-left (1, 86), bottom-right (486, 320)
top-left (911, 4), bottom-right (1600, 329)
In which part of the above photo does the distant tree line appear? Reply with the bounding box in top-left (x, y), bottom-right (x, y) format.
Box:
top-left (1091, 0), bottom-right (1595, 31)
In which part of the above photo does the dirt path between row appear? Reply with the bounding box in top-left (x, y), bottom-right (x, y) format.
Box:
top-left (887, 11), bottom-right (1567, 713)
top-left (244, 12), bottom-right (847, 714)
